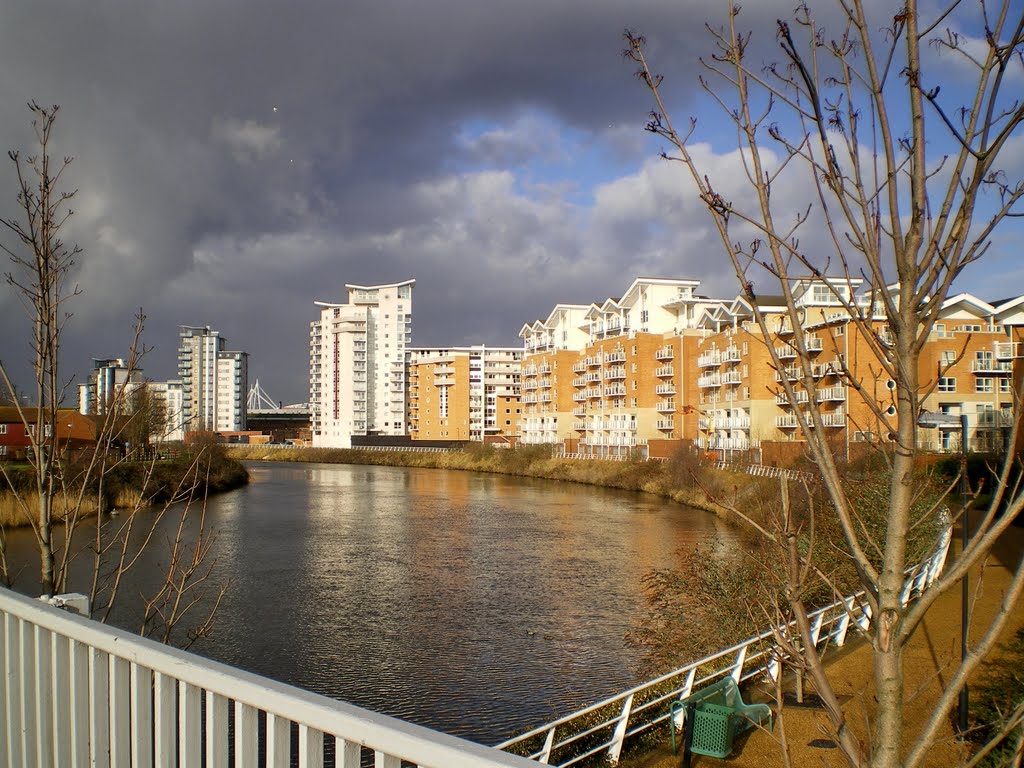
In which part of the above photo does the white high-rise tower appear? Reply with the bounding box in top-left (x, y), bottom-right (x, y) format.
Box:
top-left (309, 280), bottom-right (414, 447)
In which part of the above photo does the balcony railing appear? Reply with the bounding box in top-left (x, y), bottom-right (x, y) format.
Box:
top-left (656, 419), bottom-right (675, 430)
top-left (776, 414), bottom-right (800, 428)
top-left (822, 409), bottom-right (847, 427)
top-left (657, 400), bottom-right (676, 413)
top-left (775, 390), bottom-right (809, 405)
top-left (817, 386), bottom-right (847, 402)
top-left (0, 588), bottom-right (537, 768)
top-left (654, 365), bottom-right (674, 378)
top-left (605, 350), bottom-right (626, 364)
top-left (697, 351), bottom-right (721, 368)
top-left (995, 342), bottom-right (1022, 360)
top-left (655, 383), bottom-right (676, 395)
top-left (655, 346), bottom-right (674, 361)
top-left (971, 359), bottom-right (1014, 373)
top-left (698, 374), bottom-right (721, 388)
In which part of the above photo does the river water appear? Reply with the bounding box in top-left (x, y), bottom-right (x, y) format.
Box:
top-left (3, 461), bottom-right (738, 744)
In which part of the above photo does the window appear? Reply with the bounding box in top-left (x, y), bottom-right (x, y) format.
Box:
top-left (640, 310), bottom-right (649, 324)
top-left (940, 350), bottom-right (956, 366)
top-left (0, 424), bottom-right (6, 434)
top-left (630, 397), bottom-right (638, 408)
top-left (935, 324), bottom-right (948, 338)
top-left (835, 325), bottom-right (845, 336)
top-left (976, 377), bottom-right (993, 393)
top-left (0, 445), bottom-right (5, 456)
top-left (631, 345), bottom-right (637, 355)
top-left (1000, 379), bottom-right (1012, 394)
top-left (938, 377), bottom-right (956, 392)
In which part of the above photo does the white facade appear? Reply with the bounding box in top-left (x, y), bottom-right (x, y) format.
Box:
top-left (177, 326), bottom-right (248, 433)
top-left (146, 380), bottom-right (186, 443)
top-left (78, 358), bottom-right (144, 416)
top-left (310, 280), bottom-right (414, 447)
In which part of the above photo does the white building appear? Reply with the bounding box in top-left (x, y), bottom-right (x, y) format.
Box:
top-left (310, 280), bottom-right (414, 447)
top-left (78, 358), bottom-right (144, 416)
top-left (146, 380), bottom-right (186, 443)
top-left (177, 326), bottom-right (248, 434)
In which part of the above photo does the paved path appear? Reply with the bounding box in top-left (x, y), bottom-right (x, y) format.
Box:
top-left (622, 524), bottom-right (1024, 768)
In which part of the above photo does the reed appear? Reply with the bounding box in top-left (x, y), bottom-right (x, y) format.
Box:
top-left (0, 491), bottom-right (101, 528)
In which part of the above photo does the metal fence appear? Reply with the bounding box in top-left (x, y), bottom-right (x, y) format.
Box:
top-left (496, 519), bottom-right (952, 766)
top-left (0, 588), bottom-right (539, 768)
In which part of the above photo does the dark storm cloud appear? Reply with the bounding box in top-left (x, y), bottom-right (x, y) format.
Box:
top-left (0, 0), bottom-right (974, 403)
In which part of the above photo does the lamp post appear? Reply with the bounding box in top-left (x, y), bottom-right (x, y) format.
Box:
top-left (918, 410), bottom-right (969, 733)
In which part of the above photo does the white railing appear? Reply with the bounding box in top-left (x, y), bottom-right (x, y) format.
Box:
top-left (0, 589), bottom-right (537, 768)
top-left (496, 521), bottom-right (951, 766)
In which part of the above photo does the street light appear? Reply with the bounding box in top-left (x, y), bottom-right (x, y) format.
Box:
top-left (918, 410), bottom-right (969, 734)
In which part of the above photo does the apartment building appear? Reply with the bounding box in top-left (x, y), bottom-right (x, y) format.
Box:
top-left (146, 380), bottom-right (186, 443)
top-left (177, 326), bottom-right (248, 434)
top-left (520, 278), bottom-right (727, 457)
top-left (309, 280), bottom-right (414, 448)
top-left (407, 346), bottom-right (522, 441)
top-left (78, 358), bottom-right (144, 416)
top-left (691, 280), bottom-right (1024, 458)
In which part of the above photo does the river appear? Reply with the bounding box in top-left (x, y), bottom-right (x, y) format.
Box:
top-left (3, 461), bottom-right (739, 744)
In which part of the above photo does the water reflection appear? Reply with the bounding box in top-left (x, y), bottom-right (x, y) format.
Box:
top-left (4, 461), bottom-right (738, 744)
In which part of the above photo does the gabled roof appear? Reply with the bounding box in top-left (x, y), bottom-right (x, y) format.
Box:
top-left (939, 292), bottom-right (997, 317)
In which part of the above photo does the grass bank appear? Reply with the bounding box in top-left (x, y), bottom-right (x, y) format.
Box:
top-left (0, 450), bottom-right (249, 529)
top-left (224, 444), bottom-right (738, 513)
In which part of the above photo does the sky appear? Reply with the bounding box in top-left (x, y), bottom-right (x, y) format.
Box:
top-left (0, 0), bottom-right (1021, 405)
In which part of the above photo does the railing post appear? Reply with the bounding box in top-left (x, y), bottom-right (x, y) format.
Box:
top-left (731, 645), bottom-right (747, 684)
top-left (672, 668), bottom-right (697, 730)
top-left (538, 727), bottom-right (555, 764)
top-left (809, 613), bottom-right (824, 648)
top-left (606, 693), bottom-right (634, 765)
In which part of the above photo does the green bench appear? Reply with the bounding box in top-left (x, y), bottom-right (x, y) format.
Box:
top-left (669, 677), bottom-right (773, 762)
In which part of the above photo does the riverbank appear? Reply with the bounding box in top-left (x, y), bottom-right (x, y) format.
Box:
top-left (225, 444), bottom-right (736, 514)
top-left (0, 451), bottom-right (249, 528)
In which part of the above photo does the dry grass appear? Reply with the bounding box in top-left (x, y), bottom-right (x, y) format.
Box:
top-left (0, 491), bottom-right (101, 528)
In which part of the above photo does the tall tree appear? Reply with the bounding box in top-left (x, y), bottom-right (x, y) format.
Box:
top-left (627, 2), bottom-right (1024, 766)
top-left (0, 102), bottom-right (79, 597)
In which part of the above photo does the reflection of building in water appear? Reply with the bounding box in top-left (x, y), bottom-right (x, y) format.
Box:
top-left (407, 346), bottom-right (521, 442)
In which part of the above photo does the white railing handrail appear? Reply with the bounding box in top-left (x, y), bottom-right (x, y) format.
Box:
top-left (0, 587), bottom-right (538, 768)
top-left (496, 518), bottom-right (951, 765)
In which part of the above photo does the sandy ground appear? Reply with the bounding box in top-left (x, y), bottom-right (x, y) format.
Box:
top-left (621, 524), bottom-right (1024, 768)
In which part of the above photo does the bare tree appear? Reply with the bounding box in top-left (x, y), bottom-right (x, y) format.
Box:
top-left (0, 103), bottom-right (227, 646)
top-left (626, 2), bottom-right (1024, 766)
top-left (0, 102), bottom-right (80, 597)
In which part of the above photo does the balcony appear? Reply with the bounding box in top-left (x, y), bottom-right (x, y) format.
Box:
top-left (586, 355), bottom-right (603, 368)
top-left (572, 376), bottom-right (588, 388)
top-left (573, 392), bottom-right (587, 402)
top-left (719, 416), bottom-right (751, 429)
top-left (523, 365), bottom-right (538, 377)
top-left (655, 346), bottom-right (674, 361)
top-left (698, 417), bottom-right (710, 430)
top-left (605, 349), bottom-right (626, 364)
top-left (698, 373), bottom-right (721, 388)
top-left (655, 383), bottom-right (677, 395)
top-left (538, 393), bottom-right (552, 403)
top-left (698, 350), bottom-right (721, 368)
top-left (775, 367), bottom-right (801, 382)
top-left (657, 400), bottom-right (676, 413)
top-left (655, 365), bottom-right (674, 378)
top-left (817, 386), bottom-right (847, 402)
top-left (574, 421), bottom-right (588, 431)
top-left (538, 363), bottom-right (552, 374)
top-left (522, 380), bottom-right (538, 390)
top-left (605, 366), bottom-right (627, 381)
top-left (775, 390), bottom-right (809, 405)
top-left (776, 415), bottom-right (799, 428)
top-left (586, 388), bottom-right (603, 400)
top-left (995, 342), bottom-right (1022, 359)
top-left (822, 409), bottom-right (847, 427)
top-left (604, 383), bottom-right (626, 397)
top-left (573, 405), bottom-right (587, 416)
top-left (972, 359), bottom-right (1014, 374)
top-left (722, 371), bottom-right (742, 386)
top-left (586, 372), bottom-right (602, 383)
top-left (572, 361), bottom-right (586, 373)
top-left (656, 419), bottom-right (675, 430)
top-left (723, 347), bottom-right (741, 363)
